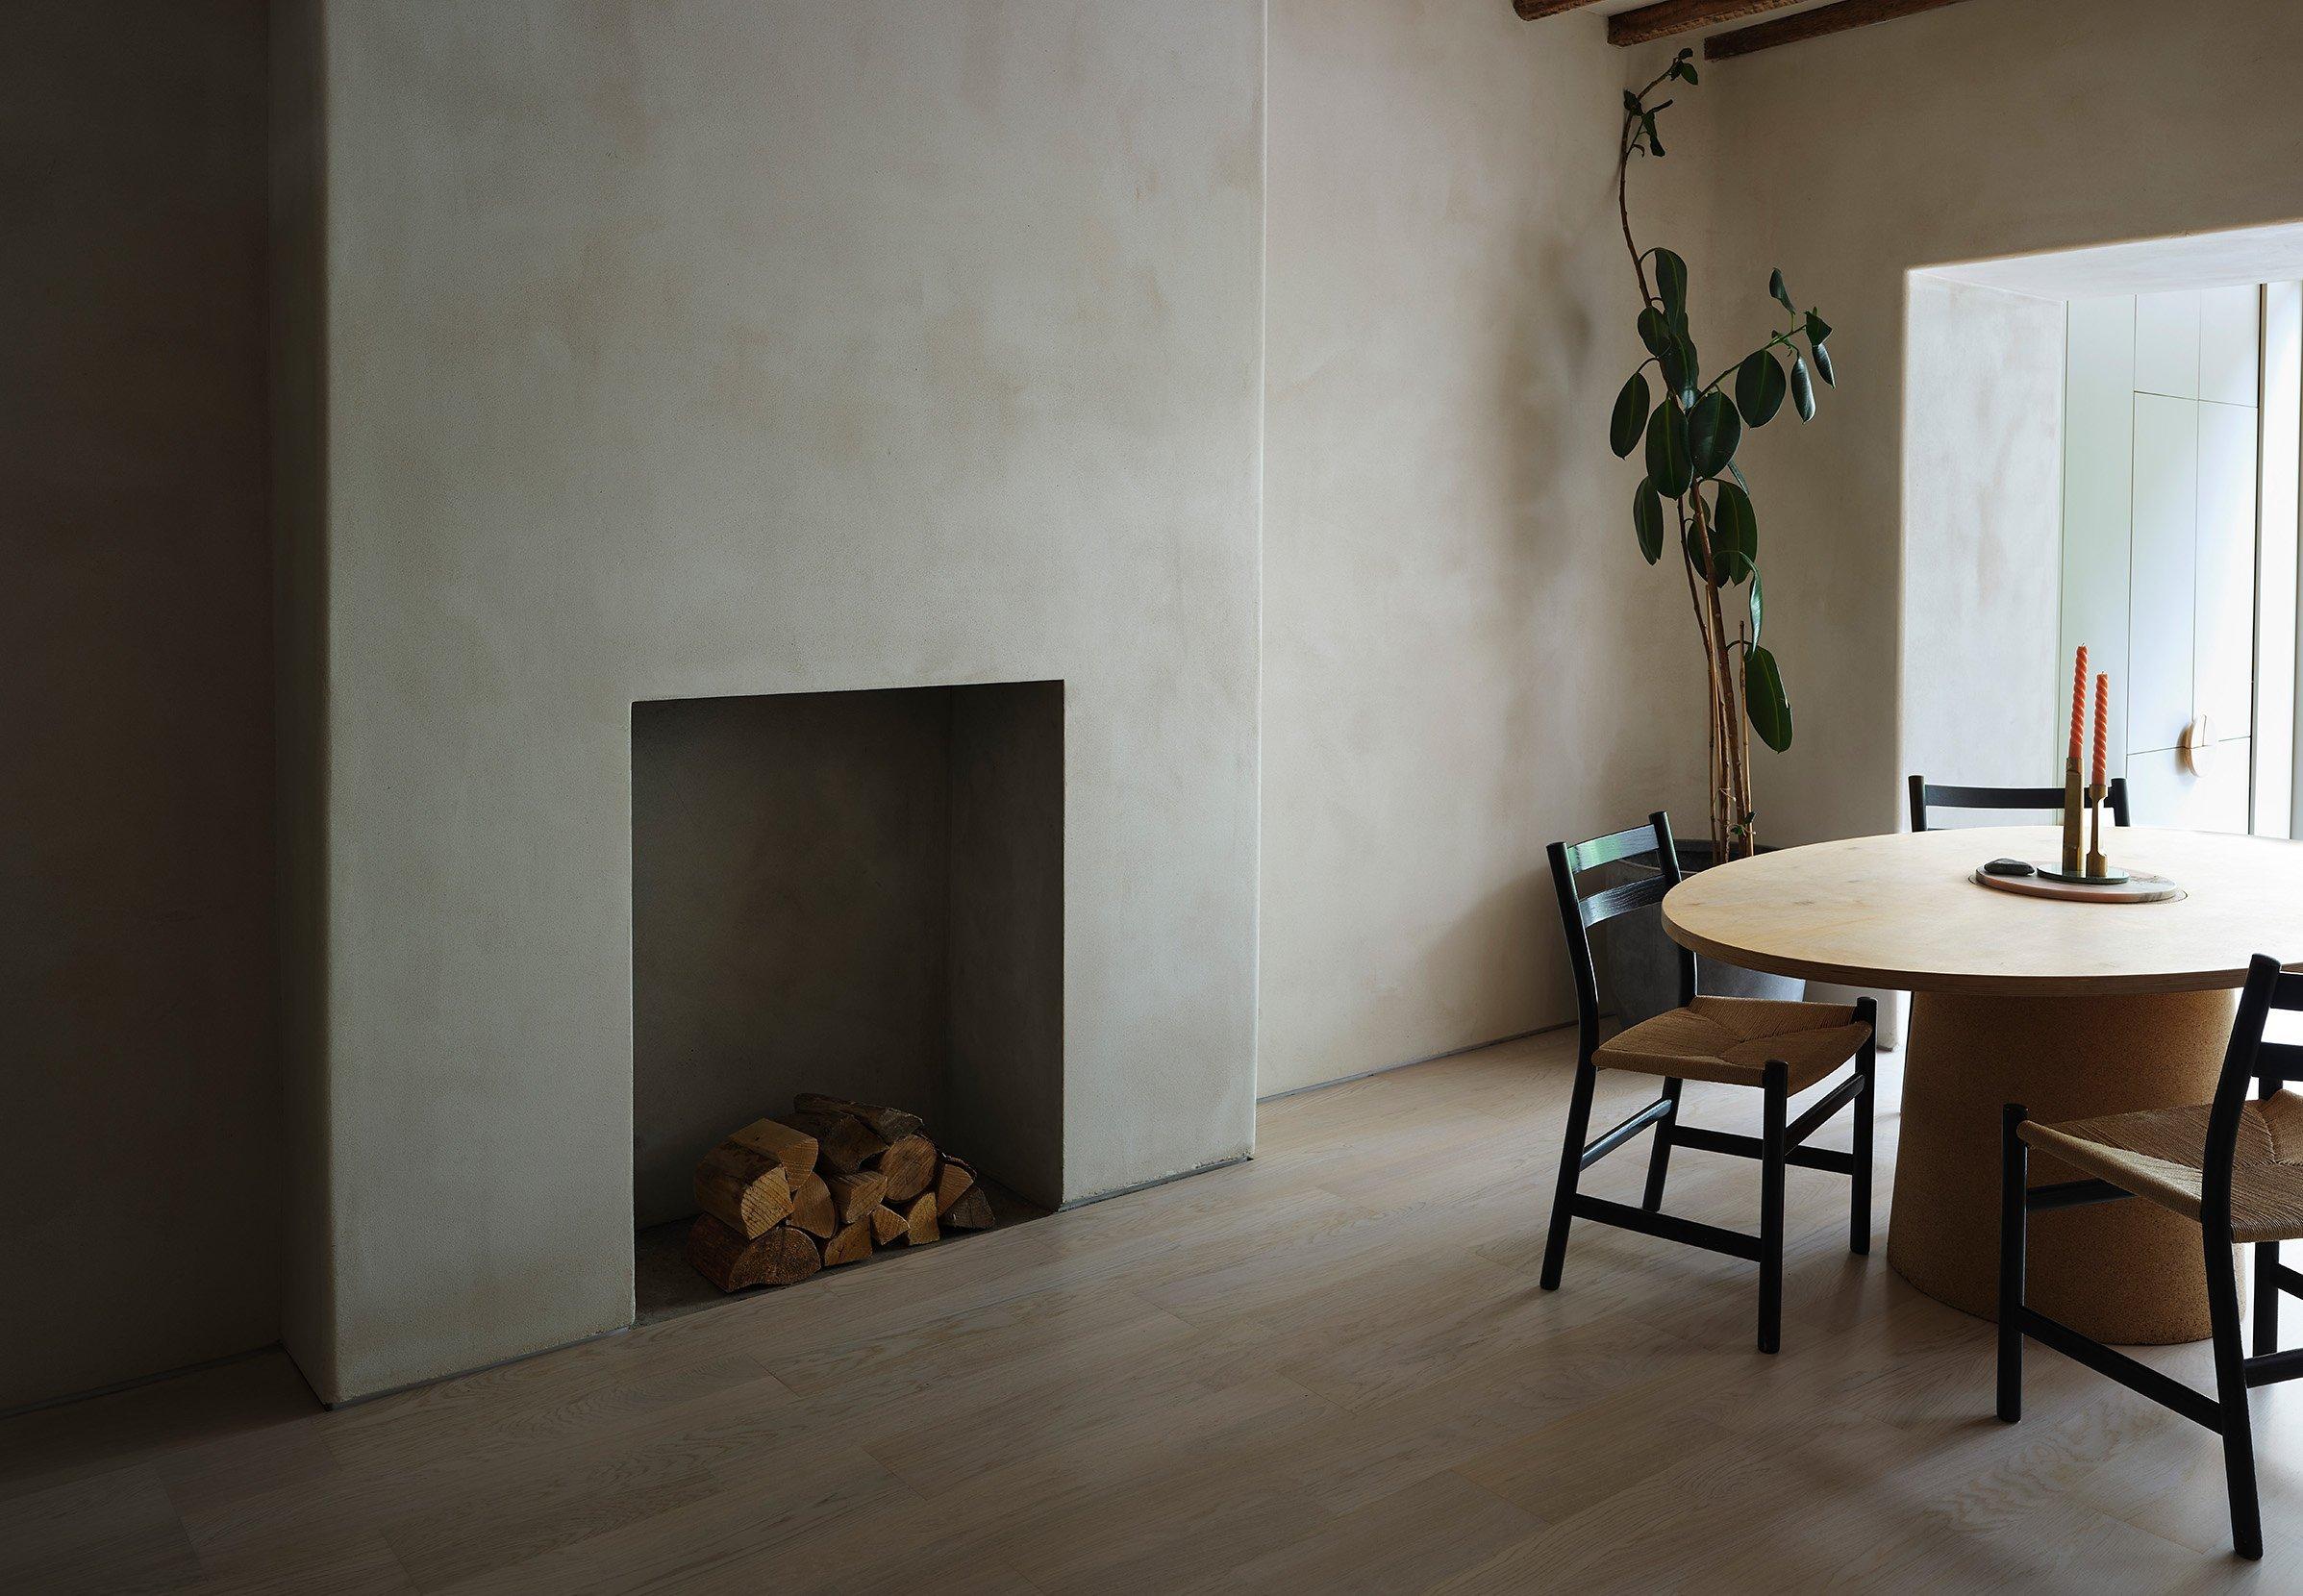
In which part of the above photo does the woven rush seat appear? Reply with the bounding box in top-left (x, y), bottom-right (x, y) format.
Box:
top-left (2020, 1095), bottom-right (2303, 1245)
top-left (1596, 996), bottom-right (1867, 1093)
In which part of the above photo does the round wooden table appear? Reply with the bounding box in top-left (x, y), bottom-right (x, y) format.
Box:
top-left (1662, 825), bottom-right (2303, 1344)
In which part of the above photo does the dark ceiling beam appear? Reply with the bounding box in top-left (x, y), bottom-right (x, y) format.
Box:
top-left (1607, 1), bottom-right (1807, 47)
top-left (1512, 1), bottom-right (1604, 18)
top-left (1705, 0), bottom-right (1981, 59)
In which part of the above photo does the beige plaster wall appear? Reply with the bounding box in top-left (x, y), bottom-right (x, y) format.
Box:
top-left (291, 0), bottom-right (1264, 1402)
top-left (2, 0), bottom-right (277, 1412)
top-left (1257, 0), bottom-right (1708, 1094)
top-left (1899, 277), bottom-right (2065, 798)
top-left (1690, 0), bottom-right (2303, 845)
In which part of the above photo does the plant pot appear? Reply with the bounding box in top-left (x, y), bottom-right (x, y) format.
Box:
top-left (1595, 838), bottom-right (1805, 1028)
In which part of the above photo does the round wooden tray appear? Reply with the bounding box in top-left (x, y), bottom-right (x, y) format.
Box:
top-left (1971, 861), bottom-right (2184, 904)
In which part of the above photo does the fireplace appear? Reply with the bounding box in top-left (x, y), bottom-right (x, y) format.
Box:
top-left (629, 680), bottom-right (1063, 1311)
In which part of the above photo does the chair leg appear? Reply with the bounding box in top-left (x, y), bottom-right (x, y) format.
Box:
top-left (2206, 1233), bottom-right (2264, 1559)
top-left (1640, 1077), bottom-right (1683, 1212)
top-left (1852, 999), bottom-right (1877, 1256)
top-left (2256, 1241), bottom-right (2280, 1357)
top-left (1758, 1060), bottom-right (1787, 1355)
top-left (1997, 1105), bottom-right (2026, 1424)
top-left (1540, 1060), bottom-right (1598, 1292)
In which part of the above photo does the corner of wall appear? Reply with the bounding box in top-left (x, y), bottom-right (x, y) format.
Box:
top-left (270, 0), bottom-right (341, 1407)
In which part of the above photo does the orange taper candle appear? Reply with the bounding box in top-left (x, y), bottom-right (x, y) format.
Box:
top-left (2068, 645), bottom-right (2089, 762)
top-left (2092, 673), bottom-right (2108, 787)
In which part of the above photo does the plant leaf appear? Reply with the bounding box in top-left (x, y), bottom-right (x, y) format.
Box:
top-left (1651, 248), bottom-right (1689, 325)
top-left (1638, 307), bottom-right (1670, 358)
top-left (1710, 481), bottom-right (1758, 583)
top-left (1748, 567), bottom-right (1764, 648)
top-left (1624, 88), bottom-right (1642, 113)
top-left (1768, 268), bottom-right (1794, 314)
top-left (1790, 354), bottom-right (1816, 421)
top-left (1745, 645), bottom-right (1793, 752)
top-left (1644, 399), bottom-right (1690, 498)
top-left (1812, 339), bottom-right (1836, 387)
top-left (1658, 333), bottom-right (1699, 403)
top-left (1727, 459), bottom-right (1750, 493)
top-left (1683, 516), bottom-right (1709, 579)
top-left (1689, 390), bottom-right (1741, 481)
top-left (1641, 112), bottom-right (1664, 157)
top-left (1610, 372), bottom-right (1649, 459)
top-left (1804, 311), bottom-right (1834, 346)
top-left (1734, 349), bottom-right (1786, 427)
top-left (1633, 478), bottom-right (1665, 563)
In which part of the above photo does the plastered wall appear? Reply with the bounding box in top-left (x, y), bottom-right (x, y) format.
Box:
top-left (286, 0), bottom-right (1264, 1402)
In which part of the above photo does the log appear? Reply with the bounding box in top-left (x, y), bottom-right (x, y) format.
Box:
top-left (901, 1190), bottom-right (940, 1246)
top-left (1703, 0), bottom-right (1978, 60)
top-left (793, 1093), bottom-right (926, 1143)
top-left (875, 1135), bottom-right (939, 1203)
top-left (725, 1117), bottom-right (817, 1183)
top-left (1604, 0), bottom-right (1804, 45)
top-left (691, 1145), bottom-right (792, 1239)
top-left (942, 1185), bottom-right (997, 1232)
top-left (822, 1217), bottom-right (874, 1268)
top-left (934, 1156), bottom-right (976, 1217)
top-left (788, 1171), bottom-right (838, 1238)
top-left (824, 1168), bottom-right (889, 1225)
top-left (687, 1216), bottom-right (822, 1292)
top-left (784, 1110), bottom-right (888, 1174)
top-left (868, 1205), bottom-right (909, 1247)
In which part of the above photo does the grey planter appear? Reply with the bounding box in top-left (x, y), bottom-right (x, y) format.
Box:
top-left (1596, 838), bottom-right (1804, 1029)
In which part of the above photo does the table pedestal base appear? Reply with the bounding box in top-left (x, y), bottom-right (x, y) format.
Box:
top-left (1888, 987), bottom-right (2238, 1345)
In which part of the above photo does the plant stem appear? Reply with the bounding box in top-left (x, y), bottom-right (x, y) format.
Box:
top-left (1620, 67), bottom-right (1757, 863)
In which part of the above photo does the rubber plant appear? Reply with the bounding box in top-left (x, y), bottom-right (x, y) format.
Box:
top-left (1610, 48), bottom-right (1837, 862)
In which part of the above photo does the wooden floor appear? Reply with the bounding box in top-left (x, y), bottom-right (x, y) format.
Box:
top-left (8, 1031), bottom-right (2303, 1593)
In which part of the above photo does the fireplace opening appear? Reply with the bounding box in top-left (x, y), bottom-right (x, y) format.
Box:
top-left (630, 680), bottom-right (1063, 1320)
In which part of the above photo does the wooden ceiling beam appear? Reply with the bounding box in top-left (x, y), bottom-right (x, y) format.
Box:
top-left (1607, 1), bottom-right (1807, 47)
top-left (1512, 1), bottom-right (1604, 19)
top-left (1704, 0), bottom-right (1980, 59)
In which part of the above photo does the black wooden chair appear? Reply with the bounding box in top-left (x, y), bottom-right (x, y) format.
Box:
top-left (1543, 810), bottom-right (1877, 1353)
top-left (1908, 773), bottom-right (2131, 833)
top-left (1999, 953), bottom-right (2303, 1560)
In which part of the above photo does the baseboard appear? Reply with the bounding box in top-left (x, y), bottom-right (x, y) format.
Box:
top-left (1256, 1018), bottom-right (1573, 1105)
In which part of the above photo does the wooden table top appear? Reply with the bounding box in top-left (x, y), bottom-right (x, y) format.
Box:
top-left (1661, 825), bottom-right (2303, 996)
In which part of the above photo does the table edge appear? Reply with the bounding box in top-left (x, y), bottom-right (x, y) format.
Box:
top-left (1659, 904), bottom-right (2270, 997)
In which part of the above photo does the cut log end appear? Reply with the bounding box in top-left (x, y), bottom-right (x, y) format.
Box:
top-left (876, 1135), bottom-right (939, 1202)
top-left (825, 1168), bottom-right (889, 1225)
top-left (687, 1217), bottom-right (823, 1292)
top-left (942, 1185), bottom-right (997, 1232)
top-left (868, 1204), bottom-right (909, 1247)
top-left (692, 1146), bottom-right (793, 1239)
top-left (902, 1190), bottom-right (941, 1246)
top-left (934, 1156), bottom-right (976, 1217)
top-left (788, 1171), bottom-right (839, 1238)
top-left (822, 1218), bottom-right (874, 1267)
top-left (726, 1117), bottom-right (817, 1182)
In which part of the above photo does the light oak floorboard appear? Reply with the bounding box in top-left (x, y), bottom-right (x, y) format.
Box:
top-left (4, 1030), bottom-right (2298, 1590)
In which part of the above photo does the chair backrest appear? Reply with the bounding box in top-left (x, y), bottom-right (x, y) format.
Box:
top-left (1546, 810), bottom-right (1695, 1063)
top-left (2202, 956), bottom-right (2303, 1236)
top-left (1907, 774), bottom-right (2131, 833)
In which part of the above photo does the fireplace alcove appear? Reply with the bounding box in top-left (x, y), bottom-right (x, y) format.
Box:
top-left (630, 680), bottom-right (1064, 1319)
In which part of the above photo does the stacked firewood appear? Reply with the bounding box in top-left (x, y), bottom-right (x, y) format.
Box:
top-left (686, 1093), bottom-right (996, 1292)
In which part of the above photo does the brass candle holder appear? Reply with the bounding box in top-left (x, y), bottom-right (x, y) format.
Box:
top-left (2061, 754), bottom-right (2084, 876)
top-left (2086, 782), bottom-right (2108, 879)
